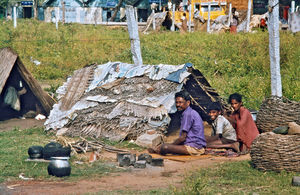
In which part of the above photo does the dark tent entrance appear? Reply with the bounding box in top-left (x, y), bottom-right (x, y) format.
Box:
top-left (0, 64), bottom-right (45, 120)
top-left (0, 47), bottom-right (55, 121)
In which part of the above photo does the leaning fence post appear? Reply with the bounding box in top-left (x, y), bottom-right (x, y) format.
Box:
top-left (188, 4), bottom-right (191, 32)
top-left (13, 6), bottom-right (17, 28)
top-left (268, 0), bottom-right (282, 97)
top-left (207, 2), bottom-right (211, 33)
top-left (125, 5), bottom-right (143, 66)
top-left (227, 3), bottom-right (232, 27)
top-left (245, 0), bottom-right (252, 32)
top-left (171, 4), bottom-right (175, 31)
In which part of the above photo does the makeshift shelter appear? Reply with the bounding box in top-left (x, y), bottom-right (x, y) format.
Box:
top-left (0, 47), bottom-right (55, 121)
top-left (45, 62), bottom-right (223, 141)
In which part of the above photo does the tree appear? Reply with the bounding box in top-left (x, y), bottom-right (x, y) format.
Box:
top-left (0, 0), bottom-right (8, 9)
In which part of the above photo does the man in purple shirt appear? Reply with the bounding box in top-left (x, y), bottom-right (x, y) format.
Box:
top-left (148, 91), bottom-right (206, 155)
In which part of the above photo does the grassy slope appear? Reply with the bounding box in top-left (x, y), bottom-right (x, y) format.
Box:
top-left (0, 19), bottom-right (299, 109)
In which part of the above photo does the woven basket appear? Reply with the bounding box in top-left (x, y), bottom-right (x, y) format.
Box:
top-left (250, 132), bottom-right (300, 172)
top-left (256, 96), bottom-right (300, 132)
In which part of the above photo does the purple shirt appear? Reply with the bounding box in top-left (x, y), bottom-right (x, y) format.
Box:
top-left (180, 106), bottom-right (206, 149)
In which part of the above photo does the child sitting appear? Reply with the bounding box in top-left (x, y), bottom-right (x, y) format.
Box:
top-left (227, 93), bottom-right (259, 153)
top-left (205, 102), bottom-right (240, 153)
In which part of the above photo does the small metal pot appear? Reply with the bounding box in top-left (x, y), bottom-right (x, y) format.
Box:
top-left (47, 157), bottom-right (71, 177)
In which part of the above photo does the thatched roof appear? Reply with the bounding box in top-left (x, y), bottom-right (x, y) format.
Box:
top-left (0, 47), bottom-right (55, 116)
top-left (45, 62), bottom-right (223, 141)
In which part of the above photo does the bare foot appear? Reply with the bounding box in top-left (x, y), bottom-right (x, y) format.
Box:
top-left (231, 142), bottom-right (240, 153)
top-left (239, 148), bottom-right (250, 155)
top-left (148, 145), bottom-right (162, 154)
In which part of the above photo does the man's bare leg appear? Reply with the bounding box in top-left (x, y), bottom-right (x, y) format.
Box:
top-left (160, 144), bottom-right (189, 155)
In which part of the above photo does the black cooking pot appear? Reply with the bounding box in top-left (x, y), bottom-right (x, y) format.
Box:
top-left (28, 146), bottom-right (44, 159)
top-left (48, 157), bottom-right (71, 177)
top-left (43, 142), bottom-right (71, 160)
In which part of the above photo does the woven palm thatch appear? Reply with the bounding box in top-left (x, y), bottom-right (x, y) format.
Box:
top-left (250, 132), bottom-right (300, 172)
top-left (256, 96), bottom-right (300, 132)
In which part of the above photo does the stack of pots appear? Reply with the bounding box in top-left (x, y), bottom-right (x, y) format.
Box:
top-left (27, 142), bottom-right (72, 177)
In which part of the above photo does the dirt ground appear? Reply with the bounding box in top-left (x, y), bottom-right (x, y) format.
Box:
top-left (0, 119), bottom-right (251, 195)
top-left (0, 118), bottom-right (45, 132)
top-left (5, 153), bottom-right (250, 195)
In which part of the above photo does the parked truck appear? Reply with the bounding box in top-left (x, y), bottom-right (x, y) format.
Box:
top-left (168, 0), bottom-right (227, 24)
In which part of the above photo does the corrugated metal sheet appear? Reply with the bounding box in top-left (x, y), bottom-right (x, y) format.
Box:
top-left (45, 61), bottom-right (222, 141)
top-left (44, 62), bottom-right (191, 139)
top-left (88, 62), bottom-right (190, 92)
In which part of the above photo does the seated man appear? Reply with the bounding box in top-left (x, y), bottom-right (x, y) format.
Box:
top-left (205, 102), bottom-right (239, 152)
top-left (148, 90), bottom-right (206, 156)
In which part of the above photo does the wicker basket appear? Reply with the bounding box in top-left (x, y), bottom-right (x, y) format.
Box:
top-left (250, 132), bottom-right (300, 172)
top-left (256, 96), bottom-right (300, 132)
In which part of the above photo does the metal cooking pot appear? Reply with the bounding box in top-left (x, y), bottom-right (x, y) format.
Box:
top-left (47, 157), bottom-right (71, 177)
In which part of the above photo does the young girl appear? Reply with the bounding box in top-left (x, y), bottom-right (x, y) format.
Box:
top-left (227, 93), bottom-right (259, 153)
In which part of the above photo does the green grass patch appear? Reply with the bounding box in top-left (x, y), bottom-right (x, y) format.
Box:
top-left (177, 160), bottom-right (299, 195)
top-left (0, 128), bottom-right (122, 183)
top-left (0, 19), bottom-right (299, 109)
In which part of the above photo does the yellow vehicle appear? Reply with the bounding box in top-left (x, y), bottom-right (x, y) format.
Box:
top-left (168, 0), bottom-right (227, 24)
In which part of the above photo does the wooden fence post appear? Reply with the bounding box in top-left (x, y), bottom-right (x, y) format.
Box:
top-left (245, 0), bottom-right (252, 32)
top-left (227, 3), bottom-right (232, 27)
top-left (171, 4), bottom-right (175, 31)
top-left (152, 9), bottom-right (156, 30)
top-left (207, 2), bottom-right (210, 33)
top-left (291, 1), bottom-right (295, 13)
top-left (125, 5), bottom-right (143, 66)
top-left (188, 4), bottom-right (191, 32)
top-left (268, 0), bottom-right (282, 97)
top-left (13, 6), bottom-right (17, 28)
top-left (55, 7), bottom-right (59, 30)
